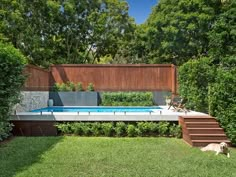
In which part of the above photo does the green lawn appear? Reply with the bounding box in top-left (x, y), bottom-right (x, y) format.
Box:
top-left (0, 137), bottom-right (236, 177)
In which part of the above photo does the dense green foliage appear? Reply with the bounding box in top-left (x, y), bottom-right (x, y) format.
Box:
top-left (56, 121), bottom-right (182, 138)
top-left (52, 82), bottom-right (94, 91)
top-left (178, 57), bottom-right (215, 112)
top-left (208, 60), bottom-right (236, 145)
top-left (178, 1), bottom-right (236, 144)
top-left (1, 137), bottom-right (236, 177)
top-left (101, 92), bottom-right (153, 106)
top-left (0, 0), bottom-right (134, 67)
top-left (0, 42), bottom-right (27, 141)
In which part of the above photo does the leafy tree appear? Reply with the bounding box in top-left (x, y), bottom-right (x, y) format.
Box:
top-left (0, 42), bottom-right (27, 141)
top-left (140, 0), bottom-right (221, 65)
top-left (0, 0), bottom-right (134, 67)
top-left (208, 0), bottom-right (236, 61)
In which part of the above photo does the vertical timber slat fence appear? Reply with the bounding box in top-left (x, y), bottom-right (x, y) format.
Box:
top-left (23, 64), bottom-right (177, 93)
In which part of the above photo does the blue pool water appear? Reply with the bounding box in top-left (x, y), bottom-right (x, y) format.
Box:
top-left (31, 106), bottom-right (162, 113)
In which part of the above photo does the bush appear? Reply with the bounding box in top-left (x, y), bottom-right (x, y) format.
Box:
top-left (87, 83), bottom-right (94, 91)
top-left (56, 123), bottom-right (73, 134)
top-left (127, 124), bottom-right (138, 137)
top-left (66, 81), bottom-right (75, 91)
top-left (137, 122), bottom-right (159, 136)
top-left (157, 121), bottom-right (170, 136)
top-left (90, 122), bottom-right (102, 136)
top-left (71, 123), bottom-right (84, 135)
top-left (101, 92), bottom-right (154, 106)
top-left (0, 42), bottom-right (27, 141)
top-left (101, 123), bottom-right (114, 136)
top-left (169, 124), bottom-right (182, 138)
top-left (76, 82), bottom-right (83, 91)
top-left (114, 122), bottom-right (127, 137)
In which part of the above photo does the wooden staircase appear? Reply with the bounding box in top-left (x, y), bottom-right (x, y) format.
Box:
top-left (179, 115), bottom-right (231, 147)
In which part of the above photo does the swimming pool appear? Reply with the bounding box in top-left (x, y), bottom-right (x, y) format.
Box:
top-left (31, 106), bottom-right (162, 113)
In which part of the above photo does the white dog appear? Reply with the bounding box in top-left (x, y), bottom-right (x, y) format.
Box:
top-left (201, 142), bottom-right (230, 158)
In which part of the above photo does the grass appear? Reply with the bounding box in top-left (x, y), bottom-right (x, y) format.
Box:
top-left (0, 137), bottom-right (236, 177)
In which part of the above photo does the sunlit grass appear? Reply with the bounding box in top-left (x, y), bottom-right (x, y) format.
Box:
top-left (0, 137), bottom-right (235, 177)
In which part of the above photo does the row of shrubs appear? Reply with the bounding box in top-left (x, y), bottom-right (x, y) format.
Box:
top-left (101, 92), bottom-right (154, 106)
top-left (52, 82), bottom-right (94, 91)
top-left (56, 122), bottom-right (182, 138)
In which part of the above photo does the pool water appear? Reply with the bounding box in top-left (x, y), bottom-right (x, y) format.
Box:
top-left (31, 106), bottom-right (162, 113)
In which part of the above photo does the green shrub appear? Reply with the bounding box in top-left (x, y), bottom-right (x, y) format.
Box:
top-left (101, 92), bottom-right (154, 106)
top-left (71, 122), bottom-right (84, 135)
top-left (157, 121), bottom-right (170, 136)
top-left (127, 124), bottom-right (138, 137)
top-left (0, 42), bottom-right (27, 141)
top-left (76, 82), bottom-right (83, 91)
top-left (169, 124), bottom-right (182, 138)
top-left (137, 122), bottom-right (150, 136)
top-left (101, 123), bottom-right (113, 136)
top-left (81, 123), bottom-right (92, 136)
top-left (52, 82), bottom-right (81, 91)
top-left (0, 122), bottom-right (13, 141)
top-left (87, 83), bottom-right (94, 91)
top-left (90, 122), bottom-right (102, 136)
top-left (56, 123), bottom-right (72, 134)
top-left (66, 81), bottom-right (75, 91)
top-left (52, 83), bottom-right (60, 91)
top-left (114, 122), bottom-right (127, 137)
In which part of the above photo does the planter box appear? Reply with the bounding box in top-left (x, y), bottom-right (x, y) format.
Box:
top-left (49, 92), bottom-right (99, 106)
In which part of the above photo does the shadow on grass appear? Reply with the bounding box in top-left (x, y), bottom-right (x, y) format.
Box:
top-left (0, 136), bottom-right (62, 177)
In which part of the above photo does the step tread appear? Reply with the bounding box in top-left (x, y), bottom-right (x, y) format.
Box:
top-left (187, 128), bottom-right (223, 130)
top-left (192, 140), bottom-right (231, 143)
top-left (186, 122), bottom-right (218, 124)
top-left (189, 134), bottom-right (227, 136)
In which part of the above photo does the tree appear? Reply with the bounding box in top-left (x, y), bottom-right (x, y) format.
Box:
top-left (0, 0), bottom-right (134, 67)
top-left (142, 0), bottom-right (221, 65)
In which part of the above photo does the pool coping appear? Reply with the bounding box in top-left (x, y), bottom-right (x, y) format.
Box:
top-left (11, 106), bottom-right (207, 121)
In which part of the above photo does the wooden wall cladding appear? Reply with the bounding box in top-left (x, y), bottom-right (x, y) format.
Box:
top-left (23, 65), bottom-right (50, 91)
top-left (11, 121), bottom-right (57, 136)
top-left (24, 64), bottom-right (177, 93)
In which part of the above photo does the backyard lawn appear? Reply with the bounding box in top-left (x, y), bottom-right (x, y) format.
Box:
top-left (0, 137), bottom-right (235, 177)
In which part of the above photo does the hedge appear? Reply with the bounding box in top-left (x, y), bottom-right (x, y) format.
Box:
top-left (56, 122), bottom-right (182, 138)
top-left (0, 42), bottom-right (27, 141)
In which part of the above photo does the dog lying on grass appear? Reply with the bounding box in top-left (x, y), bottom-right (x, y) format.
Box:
top-left (201, 142), bottom-right (230, 158)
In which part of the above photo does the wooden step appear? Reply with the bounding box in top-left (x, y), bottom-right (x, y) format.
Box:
top-left (185, 122), bottom-right (220, 128)
top-left (183, 118), bottom-right (217, 123)
top-left (192, 140), bottom-right (231, 147)
top-left (187, 128), bottom-right (224, 134)
top-left (189, 134), bottom-right (228, 140)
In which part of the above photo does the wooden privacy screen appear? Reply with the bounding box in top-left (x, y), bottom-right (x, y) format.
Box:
top-left (24, 64), bottom-right (177, 93)
top-left (23, 65), bottom-right (50, 91)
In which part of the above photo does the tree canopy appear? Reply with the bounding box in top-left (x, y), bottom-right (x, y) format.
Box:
top-left (0, 0), bottom-right (135, 67)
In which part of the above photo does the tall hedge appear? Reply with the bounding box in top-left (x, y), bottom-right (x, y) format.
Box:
top-left (178, 57), bottom-right (215, 112)
top-left (0, 42), bottom-right (27, 141)
top-left (208, 58), bottom-right (236, 145)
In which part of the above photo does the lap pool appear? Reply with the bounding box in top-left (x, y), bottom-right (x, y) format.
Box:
top-left (31, 106), bottom-right (162, 113)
